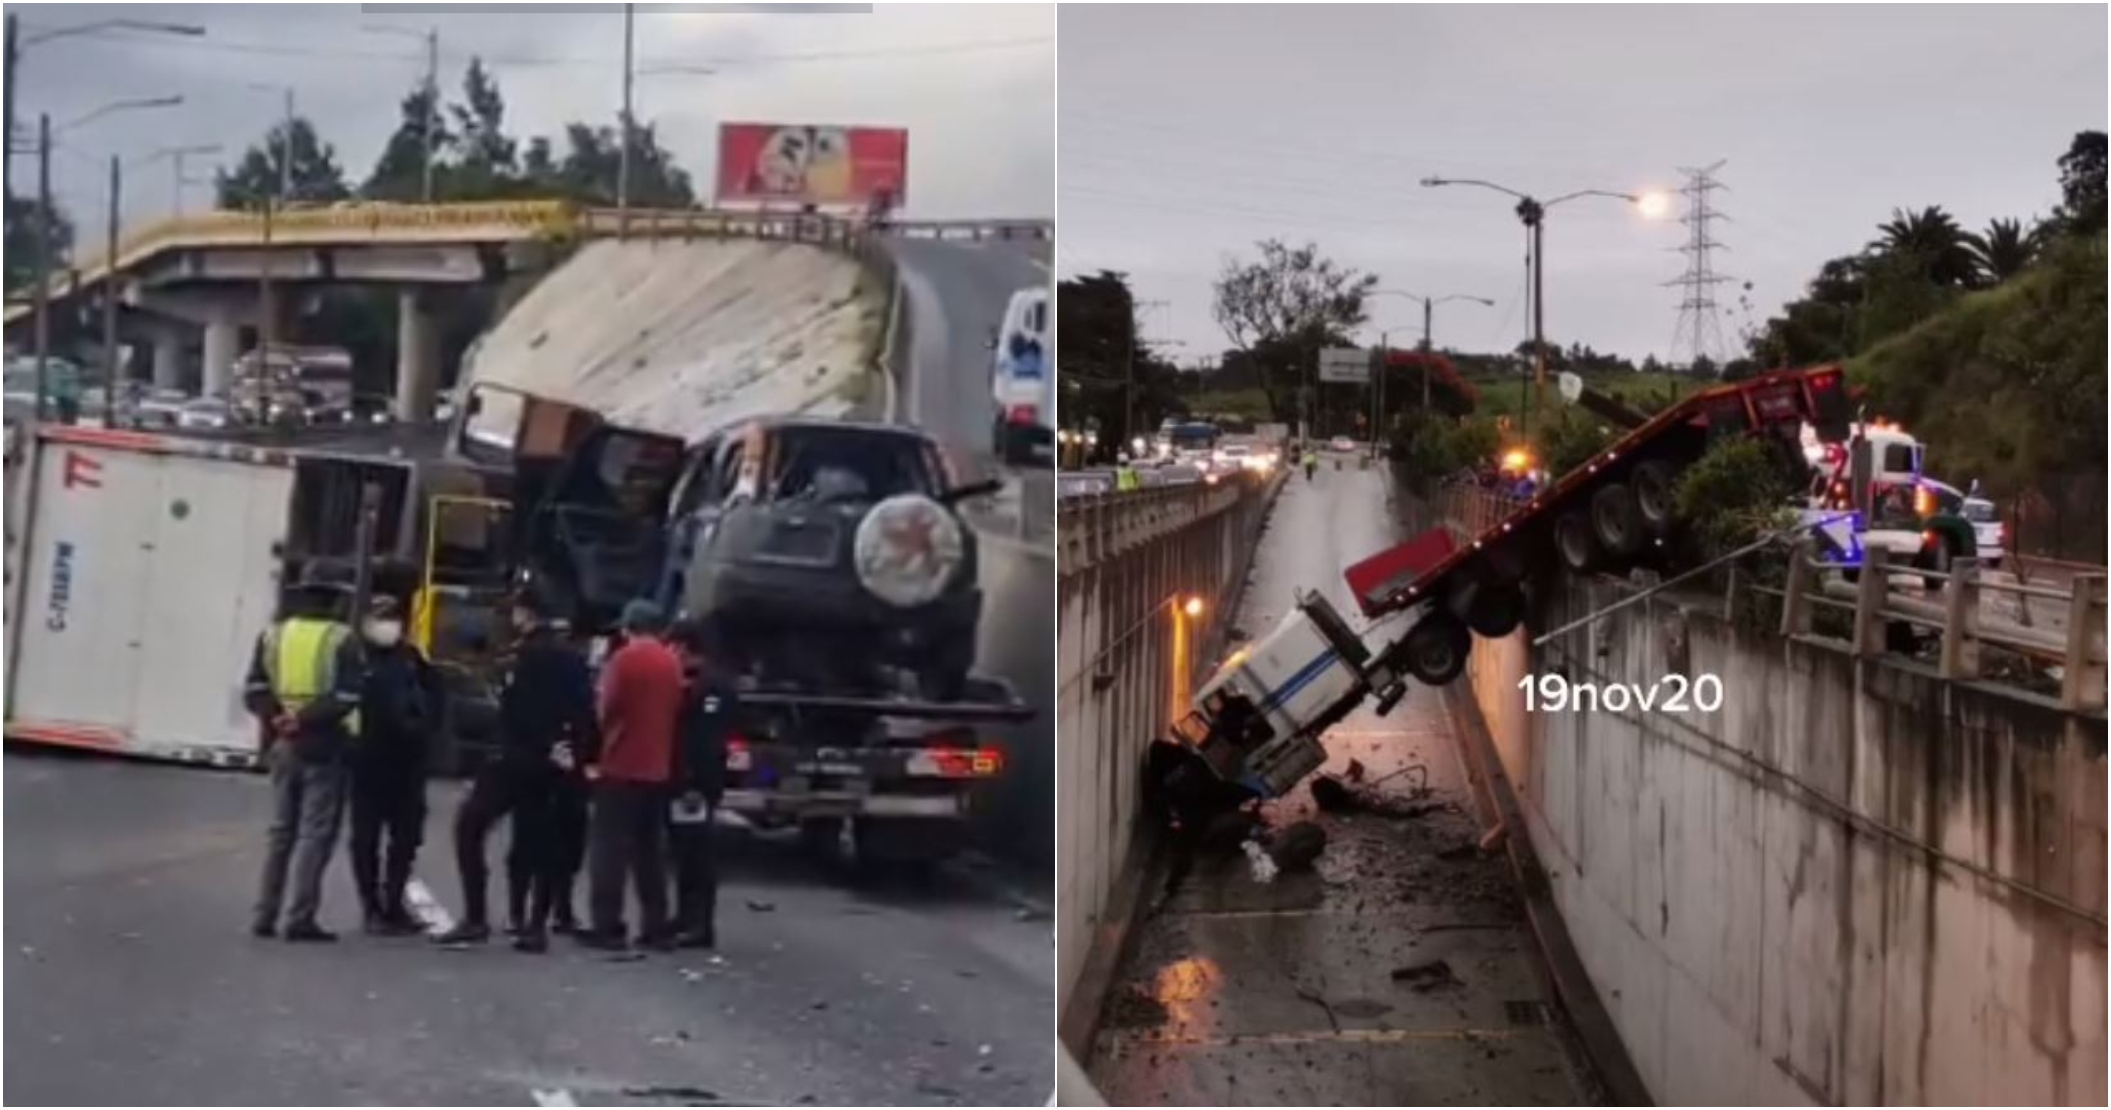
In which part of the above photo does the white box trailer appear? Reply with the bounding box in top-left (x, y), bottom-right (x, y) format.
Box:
top-left (4, 424), bottom-right (416, 769)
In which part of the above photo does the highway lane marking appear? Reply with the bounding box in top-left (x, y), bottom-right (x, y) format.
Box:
top-left (530, 1088), bottom-right (578, 1106)
top-left (404, 876), bottom-right (456, 935)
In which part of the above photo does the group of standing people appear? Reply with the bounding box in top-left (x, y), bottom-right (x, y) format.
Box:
top-left (246, 570), bottom-right (735, 956)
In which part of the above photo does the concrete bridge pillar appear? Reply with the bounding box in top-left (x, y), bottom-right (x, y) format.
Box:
top-left (151, 331), bottom-right (186, 392)
top-left (395, 288), bottom-right (441, 422)
top-left (201, 314), bottom-right (239, 399)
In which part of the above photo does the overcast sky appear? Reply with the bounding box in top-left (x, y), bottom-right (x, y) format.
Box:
top-left (1060, 3), bottom-right (2107, 366)
top-left (12, 2), bottom-right (1053, 242)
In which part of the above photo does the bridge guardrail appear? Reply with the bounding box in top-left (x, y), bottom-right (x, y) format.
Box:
top-left (1431, 480), bottom-right (2108, 713)
top-left (6, 201), bottom-right (1050, 325)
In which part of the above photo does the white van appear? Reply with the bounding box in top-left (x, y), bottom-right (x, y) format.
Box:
top-left (990, 285), bottom-right (1052, 466)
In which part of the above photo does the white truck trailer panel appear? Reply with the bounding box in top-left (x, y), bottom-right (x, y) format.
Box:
top-left (6, 428), bottom-right (294, 768)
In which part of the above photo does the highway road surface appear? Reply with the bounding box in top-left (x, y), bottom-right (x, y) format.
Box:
top-left (887, 233), bottom-right (1057, 873)
top-left (1084, 465), bottom-right (1600, 1105)
top-left (5, 750), bottom-right (1053, 1106)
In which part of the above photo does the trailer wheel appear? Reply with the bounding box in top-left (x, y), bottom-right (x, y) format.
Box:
top-left (1555, 510), bottom-right (1599, 574)
top-left (1460, 580), bottom-right (1526, 638)
top-left (1631, 460), bottom-right (1677, 536)
top-left (1590, 482), bottom-right (1645, 558)
top-left (1402, 612), bottom-right (1470, 685)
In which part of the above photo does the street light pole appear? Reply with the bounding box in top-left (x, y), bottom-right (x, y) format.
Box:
top-left (32, 113), bottom-right (51, 422)
top-left (102, 152), bottom-right (119, 425)
top-left (617, 3), bottom-right (635, 233)
top-left (5, 16), bottom-right (203, 192)
top-left (1421, 176), bottom-right (1656, 439)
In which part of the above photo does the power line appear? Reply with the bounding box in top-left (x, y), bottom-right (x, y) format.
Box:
top-left (1663, 159), bottom-right (1735, 372)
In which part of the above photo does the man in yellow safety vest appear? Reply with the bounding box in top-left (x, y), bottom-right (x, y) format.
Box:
top-left (245, 564), bottom-right (368, 943)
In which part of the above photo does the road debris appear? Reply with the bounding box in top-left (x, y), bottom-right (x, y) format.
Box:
top-left (1101, 985), bottom-right (1171, 1030)
top-left (1241, 839), bottom-right (1280, 884)
top-left (1390, 958), bottom-right (1464, 992)
top-left (1267, 821), bottom-right (1327, 872)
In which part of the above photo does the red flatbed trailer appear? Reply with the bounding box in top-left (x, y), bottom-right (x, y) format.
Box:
top-left (1344, 365), bottom-right (1853, 649)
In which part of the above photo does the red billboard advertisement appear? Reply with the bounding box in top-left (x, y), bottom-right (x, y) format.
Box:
top-left (716, 123), bottom-right (909, 208)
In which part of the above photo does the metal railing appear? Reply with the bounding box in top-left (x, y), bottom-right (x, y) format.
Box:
top-left (1427, 481), bottom-right (2108, 713)
top-left (1057, 474), bottom-right (1260, 575)
top-left (1767, 542), bottom-right (2106, 712)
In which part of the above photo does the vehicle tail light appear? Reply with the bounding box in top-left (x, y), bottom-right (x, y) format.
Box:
top-left (725, 735), bottom-right (752, 772)
top-left (1007, 404), bottom-right (1038, 426)
top-left (907, 745), bottom-right (1003, 778)
top-left (1921, 529), bottom-right (1937, 549)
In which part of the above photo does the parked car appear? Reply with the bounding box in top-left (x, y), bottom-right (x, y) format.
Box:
top-left (175, 398), bottom-right (233, 430)
top-left (1329, 435), bottom-right (1356, 453)
top-left (656, 418), bottom-right (1000, 698)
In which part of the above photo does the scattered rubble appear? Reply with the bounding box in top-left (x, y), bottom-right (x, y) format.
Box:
top-left (1390, 958), bottom-right (1463, 992)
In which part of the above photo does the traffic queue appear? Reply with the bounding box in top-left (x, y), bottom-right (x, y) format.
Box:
top-left (245, 565), bottom-right (737, 954)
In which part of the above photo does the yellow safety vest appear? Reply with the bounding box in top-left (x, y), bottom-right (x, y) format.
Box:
top-left (263, 617), bottom-right (360, 737)
top-left (1116, 468), bottom-right (1141, 491)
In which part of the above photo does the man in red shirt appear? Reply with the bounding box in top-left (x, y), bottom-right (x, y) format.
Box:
top-left (578, 599), bottom-right (686, 951)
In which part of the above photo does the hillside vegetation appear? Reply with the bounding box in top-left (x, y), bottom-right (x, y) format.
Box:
top-left (1847, 231), bottom-right (2106, 556)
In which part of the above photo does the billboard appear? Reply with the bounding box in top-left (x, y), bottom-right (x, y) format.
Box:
top-left (715, 123), bottom-right (909, 208)
top-left (1318, 347), bottom-right (1371, 384)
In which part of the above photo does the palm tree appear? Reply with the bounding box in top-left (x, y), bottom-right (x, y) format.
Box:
top-left (1871, 206), bottom-right (1981, 288)
top-left (1964, 217), bottom-right (2038, 284)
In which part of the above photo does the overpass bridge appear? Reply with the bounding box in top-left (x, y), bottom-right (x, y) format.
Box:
top-left (4, 198), bottom-right (1050, 421)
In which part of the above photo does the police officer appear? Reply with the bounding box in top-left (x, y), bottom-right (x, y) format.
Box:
top-left (246, 564), bottom-right (366, 942)
top-left (667, 619), bottom-right (734, 949)
top-left (349, 595), bottom-right (442, 936)
top-left (1302, 445), bottom-right (1318, 481)
top-left (434, 591), bottom-right (597, 952)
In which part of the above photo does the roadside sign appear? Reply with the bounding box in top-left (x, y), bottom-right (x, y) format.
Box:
top-left (1319, 347), bottom-right (1370, 384)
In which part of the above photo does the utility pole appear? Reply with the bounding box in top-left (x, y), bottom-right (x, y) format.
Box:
top-left (257, 87), bottom-right (294, 407)
top-left (1665, 159), bottom-right (1733, 373)
top-left (102, 153), bottom-right (119, 425)
top-left (4, 14), bottom-right (18, 198)
top-left (617, 3), bottom-right (635, 233)
top-left (32, 113), bottom-right (51, 422)
top-left (422, 28), bottom-right (439, 202)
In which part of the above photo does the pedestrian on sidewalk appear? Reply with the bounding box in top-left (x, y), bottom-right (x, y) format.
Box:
top-left (434, 591), bottom-right (598, 953)
top-left (667, 619), bottom-right (736, 949)
top-left (578, 599), bottom-right (685, 952)
top-left (348, 594), bottom-right (442, 936)
top-left (246, 564), bottom-right (367, 943)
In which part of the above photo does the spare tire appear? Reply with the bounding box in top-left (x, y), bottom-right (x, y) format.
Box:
top-left (1555, 510), bottom-right (1598, 574)
top-left (853, 494), bottom-right (966, 608)
top-left (1631, 460), bottom-right (1677, 536)
top-left (1590, 482), bottom-right (1645, 557)
top-left (1402, 612), bottom-right (1470, 685)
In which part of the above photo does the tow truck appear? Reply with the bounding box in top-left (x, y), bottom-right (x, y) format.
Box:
top-left (435, 383), bottom-right (1033, 870)
top-left (1148, 365), bottom-right (1857, 822)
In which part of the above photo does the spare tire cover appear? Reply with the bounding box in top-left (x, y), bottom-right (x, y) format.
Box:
top-left (853, 494), bottom-right (966, 608)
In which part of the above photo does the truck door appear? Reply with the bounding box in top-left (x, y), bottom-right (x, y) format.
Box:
top-left (9, 436), bottom-right (171, 749)
top-left (132, 453), bottom-right (295, 757)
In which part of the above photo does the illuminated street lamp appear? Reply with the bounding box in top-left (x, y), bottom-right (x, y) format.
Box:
top-left (1420, 176), bottom-right (1668, 436)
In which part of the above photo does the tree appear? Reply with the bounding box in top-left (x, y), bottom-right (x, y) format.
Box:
top-left (1871, 206), bottom-right (1980, 288)
top-left (1964, 217), bottom-right (2038, 285)
top-left (541, 121), bottom-right (694, 206)
top-left (4, 195), bottom-right (74, 293)
top-left (1057, 269), bottom-right (1180, 453)
top-left (1211, 239), bottom-right (1376, 423)
top-left (2054, 130), bottom-right (2106, 234)
top-left (362, 82), bottom-right (455, 202)
top-left (216, 117), bottom-right (351, 210)
top-left (448, 58), bottom-right (518, 197)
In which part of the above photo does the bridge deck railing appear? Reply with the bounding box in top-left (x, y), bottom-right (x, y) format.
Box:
top-left (1429, 480), bottom-right (2107, 714)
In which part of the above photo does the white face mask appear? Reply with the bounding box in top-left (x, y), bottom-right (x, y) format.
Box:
top-left (363, 619), bottom-right (403, 648)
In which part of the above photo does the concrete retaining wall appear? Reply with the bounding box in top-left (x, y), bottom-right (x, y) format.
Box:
top-left (1055, 476), bottom-right (1281, 1035)
top-left (1460, 574), bottom-right (2108, 1105)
